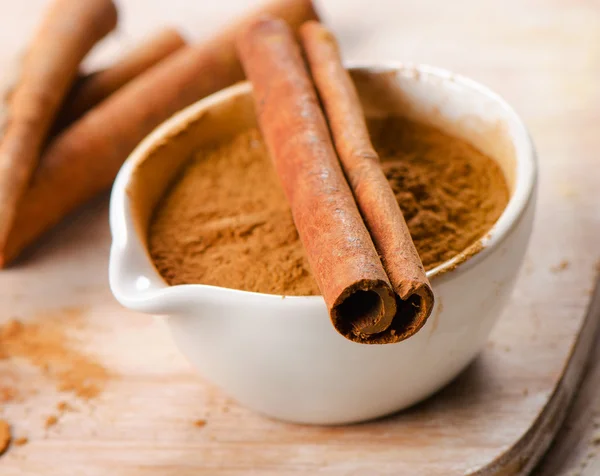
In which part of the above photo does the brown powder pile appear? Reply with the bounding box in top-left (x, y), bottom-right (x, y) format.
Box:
top-left (0, 308), bottom-right (109, 399)
top-left (149, 117), bottom-right (509, 295)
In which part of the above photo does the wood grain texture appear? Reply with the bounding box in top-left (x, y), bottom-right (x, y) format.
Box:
top-left (0, 0), bottom-right (599, 475)
top-left (533, 287), bottom-right (600, 475)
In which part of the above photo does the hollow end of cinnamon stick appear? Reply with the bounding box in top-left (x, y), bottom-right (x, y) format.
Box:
top-left (332, 280), bottom-right (396, 337)
top-left (332, 282), bottom-right (434, 344)
top-left (396, 285), bottom-right (435, 337)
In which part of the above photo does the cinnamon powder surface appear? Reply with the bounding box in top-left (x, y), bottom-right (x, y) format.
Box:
top-left (149, 117), bottom-right (509, 295)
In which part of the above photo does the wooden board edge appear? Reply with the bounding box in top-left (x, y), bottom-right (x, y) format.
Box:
top-left (470, 276), bottom-right (600, 476)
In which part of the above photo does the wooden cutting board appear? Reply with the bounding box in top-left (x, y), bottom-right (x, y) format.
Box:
top-left (1, 0), bottom-right (599, 474)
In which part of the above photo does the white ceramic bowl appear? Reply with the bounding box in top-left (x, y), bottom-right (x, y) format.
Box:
top-left (109, 64), bottom-right (537, 425)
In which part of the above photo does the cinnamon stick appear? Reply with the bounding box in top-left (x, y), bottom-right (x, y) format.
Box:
top-left (300, 21), bottom-right (434, 341)
top-left (237, 17), bottom-right (433, 344)
top-left (0, 0), bottom-right (319, 267)
top-left (0, 0), bottom-right (118, 252)
top-left (58, 28), bottom-right (188, 127)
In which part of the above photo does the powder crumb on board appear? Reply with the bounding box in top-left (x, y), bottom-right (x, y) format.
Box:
top-left (557, 182), bottom-right (578, 199)
top-left (591, 428), bottom-right (600, 446)
top-left (586, 449), bottom-right (596, 460)
top-left (14, 437), bottom-right (28, 446)
top-left (193, 419), bottom-right (207, 428)
top-left (551, 260), bottom-right (570, 273)
top-left (0, 386), bottom-right (17, 403)
top-left (57, 401), bottom-right (74, 412)
top-left (0, 420), bottom-right (11, 455)
top-left (0, 308), bottom-right (110, 399)
top-left (45, 415), bottom-right (58, 429)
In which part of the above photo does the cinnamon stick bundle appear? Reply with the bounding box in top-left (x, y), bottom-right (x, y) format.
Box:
top-left (0, 0), bottom-right (319, 267)
top-left (58, 28), bottom-right (188, 127)
top-left (0, 0), bottom-right (118, 252)
top-left (237, 18), bottom-right (434, 344)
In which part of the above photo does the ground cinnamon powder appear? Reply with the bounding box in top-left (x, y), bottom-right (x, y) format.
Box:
top-left (0, 308), bottom-right (109, 399)
top-left (45, 415), bottom-right (58, 429)
top-left (149, 117), bottom-right (509, 295)
top-left (0, 309), bottom-right (110, 457)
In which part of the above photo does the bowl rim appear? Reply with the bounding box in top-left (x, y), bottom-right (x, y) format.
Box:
top-left (109, 62), bottom-right (537, 307)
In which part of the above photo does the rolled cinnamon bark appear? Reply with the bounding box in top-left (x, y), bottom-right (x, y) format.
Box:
top-left (0, 0), bottom-right (319, 267)
top-left (237, 17), bottom-right (433, 344)
top-left (300, 21), bottom-right (434, 341)
top-left (58, 28), bottom-right (188, 127)
top-left (0, 0), bottom-right (118, 252)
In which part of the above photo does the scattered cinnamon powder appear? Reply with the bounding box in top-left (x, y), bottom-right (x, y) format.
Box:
top-left (45, 415), bottom-right (58, 429)
top-left (0, 420), bottom-right (10, 455)
top-left (149, 117), bottom-right (509, 295)
top-left (0, 308), bottom-right (109, 399)
top-left (193, 419), bottom-right (207, 428)
top-left (551, 260), bottom-right (570, 273)
top-left (57, 401), bottom-right (73, 412)
top-left (14, 437), bottom-right (28, 446)
top-left (0, 386), bottom-right (16, 404)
